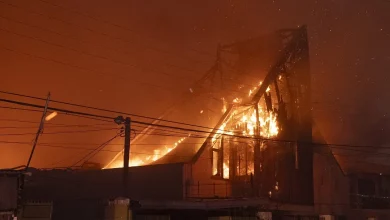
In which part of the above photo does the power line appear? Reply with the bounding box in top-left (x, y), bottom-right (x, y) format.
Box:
top-left (0, 45), bottom-right (249, 105)
top-left (0, 105), bottom-right (42, 113)
top-left (0, 13), bottom-right (206, 75)
top-left (0, 25), bottom-right (199, 83)
top-left (0, 0), bottom-right (212, 64)
top-left (71, 134), bottom-right (120, 167)
top-left (0, 9), bottom-right (266, 97)
top-left (2, 96), bottom-right (390, 152)
top-left (0, 105), bottom-right (204, 137)
top-left (0, 90), bottom-right (221, 131)
top-left (0, 124), bottom-right (116, 129)
top-left (0, 45), bottom-right (179, 93)
top-left (32, 0), bottom-right (215, 58)
top-left (0, 118), bottom-right (113, 127)
top-left (0, 128), bottom-right (119, 136)
top-left (0, 141), bottom-right (120, 152)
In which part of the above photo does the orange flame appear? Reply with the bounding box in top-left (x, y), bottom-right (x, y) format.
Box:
top-left (109, 136), bottom-right (188, 168)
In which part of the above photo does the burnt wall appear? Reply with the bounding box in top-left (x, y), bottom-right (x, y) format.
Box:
top-left (258, 27), bottom-right (314, 205)
top-left (185, 143), bottom-right (232, 198)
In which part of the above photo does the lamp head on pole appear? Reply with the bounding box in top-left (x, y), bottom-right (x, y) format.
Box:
top-left (45, 111), bottom-right (58, 121)
top-left (114, 116), bottom-right (125, 125)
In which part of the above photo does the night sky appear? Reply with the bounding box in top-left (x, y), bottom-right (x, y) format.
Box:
top-left (0, 0), bottom-right (389, 172)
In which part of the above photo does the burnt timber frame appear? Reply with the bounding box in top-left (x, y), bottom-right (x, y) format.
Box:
top-left (191, 25), bottom-right (313, 204)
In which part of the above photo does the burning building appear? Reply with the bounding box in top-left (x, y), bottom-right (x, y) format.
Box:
top-left (21, 26), bottom-right (327, 219)
top-left (103, 25), bottom-right (313, 204)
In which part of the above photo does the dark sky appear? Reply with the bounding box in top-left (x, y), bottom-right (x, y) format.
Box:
top-left (0, 0), bottom-right (389, 172)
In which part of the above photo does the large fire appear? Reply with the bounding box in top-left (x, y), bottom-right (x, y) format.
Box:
top-left (211, 81), bottom-right (279, 179)
top-left (108, 78), bottom-right (279, 177)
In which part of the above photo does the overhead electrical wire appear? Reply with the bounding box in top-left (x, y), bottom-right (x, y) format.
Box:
top-left (32, 0), bottom-right (215, 58)
top-left (0, 13), bottom-right (206, 75)
top-left (0, 102), bottom-right (383, 173)
top-left (0, 41), bottom-right (252, 104)
top-left (0, 13), bottom-right (271, 96)
top-left (0, 90), bottom-right (354, 140)
top-left (0, 141), bottom-right (120, 152)
top-left (0, 128), bottom-right (119, 136)
top-left (70, 133), bottom-right (121, 167)
top-left (1, 96), bottom-right (390, 152)
top-left (0, 13), bottom-right (272, 108)
top-left (0, 45), bottom-right (178, 92)
top-left (0, 90), bottom-right (221, 131)
top-left (0, 118), bottom-right (113, 128)
top-left (0, 0), bottom-right (212, 64)
top-left (0, 26), bottom-right (198, 82)
top-left (0, 124), bottom-right (117, 129)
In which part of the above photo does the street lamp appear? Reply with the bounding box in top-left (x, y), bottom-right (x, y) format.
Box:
top-left (114, 115), bottom-right (125, 125)
top-left (45, 111), bottom-right (58, 121)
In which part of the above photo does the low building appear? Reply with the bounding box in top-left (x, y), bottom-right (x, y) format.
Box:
top-left (0, 169), bottom-right (23, 220)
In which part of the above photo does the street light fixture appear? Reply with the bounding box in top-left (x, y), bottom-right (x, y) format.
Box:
top-left (114, 115), bottom-right (125, 125)
top-left (45, 111), bottom-right (58, 121)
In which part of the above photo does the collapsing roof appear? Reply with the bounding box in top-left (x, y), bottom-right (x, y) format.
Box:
top-left (105, 26), bottom-right (312, 169)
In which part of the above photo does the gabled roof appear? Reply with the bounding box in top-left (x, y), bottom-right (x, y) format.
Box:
top-left (154, 26), bottom-right (309, 166)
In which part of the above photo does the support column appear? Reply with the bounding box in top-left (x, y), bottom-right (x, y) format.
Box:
top-left (254, 103), bottom-right (261, 197)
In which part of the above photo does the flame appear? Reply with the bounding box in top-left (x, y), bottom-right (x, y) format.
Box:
top-left (238, 108), bottom-right (278, 138)
top-left (129, 158), bottom-right (145, 167)
top-left (249, 86), bottom-right (259, 97)
top-left (232, 98), bottom-right (242, 104)
top-left (219, 81), bottom-right (278, 139)
top-left (109, 136), bottom-right (188, 168)
top-left (222, 97), bottom-right (227, 113)
top-left (223, 162), bottom-right (229, 179)
top-left (212, 122), bottom-right (227, 143)
top-left (216, 80), bottom-right (279, 143)
top-left (212, 81), bottom-right (279, 179)
top-left (213, 162), bottom-right (230, 179)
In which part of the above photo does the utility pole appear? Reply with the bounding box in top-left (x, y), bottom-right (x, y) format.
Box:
top-left (26, 92), bottom-right (50, 170)
top-left (123, 117), bottom-right (131, 196)
top-left (114, 116), bottom-right (132, 220)
top-left (114, 116), bottom-right (131, 197)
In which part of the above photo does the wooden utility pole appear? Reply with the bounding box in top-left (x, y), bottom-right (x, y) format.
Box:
top-left (26, 92), bottom-right (50, 170)
top-left (123, 117), bottom-right (131, 196)
top-left (114, 115), bottom-right (132, 220)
